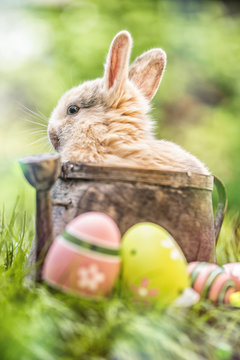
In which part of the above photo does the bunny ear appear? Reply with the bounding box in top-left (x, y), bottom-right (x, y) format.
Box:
top-left (129, 49), bottom-right (166, 100)
top-left (104, 31), bottom-right (132, 92)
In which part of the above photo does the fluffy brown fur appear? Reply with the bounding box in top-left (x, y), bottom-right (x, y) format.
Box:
top-left (48, 31), bottom-right (209, 174)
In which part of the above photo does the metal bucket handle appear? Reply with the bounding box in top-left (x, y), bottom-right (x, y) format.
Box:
top-left (214, 176), bottom-right (228, 244)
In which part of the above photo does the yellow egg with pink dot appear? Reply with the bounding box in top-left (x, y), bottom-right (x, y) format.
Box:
top-left (121, 222), bottom-right (189, 307)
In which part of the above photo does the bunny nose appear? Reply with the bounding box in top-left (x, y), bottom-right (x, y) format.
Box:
top-left (48, 128), bottom-right (60, 151)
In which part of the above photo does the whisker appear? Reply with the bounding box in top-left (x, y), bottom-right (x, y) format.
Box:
top-left (35, 106), bottom-right (49, 121)
top-left (17, 102), bottom-right (48, 123)
top-left (26, 132), bottom-right (47, 138)
top-left (47, 144), bottom-right (54, 152)
top-left (48, 143), bottom-right (55, 152)
top-left (23, 118), bottom-right (48, 128)
top-left (27, 136), bottom-right (48, 147)
top-left (24, 112), bottom-right (46, 122)
top-left (42, 143), bottom-right (52, 152)
top-left (21, 128), bottom-right (47, 135)
top-left (18, 103), bottom-right (44, 118)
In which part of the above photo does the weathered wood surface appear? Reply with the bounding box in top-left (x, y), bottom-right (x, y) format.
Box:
top-left (61, 162), bottom-right (214, 190)
top-left (51, 162), bottom-right (217, 263)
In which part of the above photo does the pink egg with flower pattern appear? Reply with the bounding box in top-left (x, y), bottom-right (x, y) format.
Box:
top-left (42, 212), bottom-right (121, 298)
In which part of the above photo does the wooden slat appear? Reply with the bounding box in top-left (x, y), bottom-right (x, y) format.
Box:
top-left (60, 162), bottom-right (214, 191)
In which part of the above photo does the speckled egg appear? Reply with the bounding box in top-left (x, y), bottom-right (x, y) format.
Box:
top-left (121, 222), bottom-right (189, 307)
top-left (42, 212), bottom-right (121, 298)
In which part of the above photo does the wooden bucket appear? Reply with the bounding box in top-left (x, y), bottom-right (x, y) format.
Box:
top-left (50, 162), bottom-right (227, 263)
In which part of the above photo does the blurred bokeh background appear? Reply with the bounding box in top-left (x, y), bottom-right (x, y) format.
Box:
top-left (0, 0), bottom-right (240, 214)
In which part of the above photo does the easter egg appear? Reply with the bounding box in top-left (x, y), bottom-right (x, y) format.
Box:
top-left (187, 262), bottom-right (236, 304)
top-left (223, 263), bottom-right (240, 290)
top-left (121, 222), bottom-right (189, 307)
top-left (42, 212), bottom-right (121, 298)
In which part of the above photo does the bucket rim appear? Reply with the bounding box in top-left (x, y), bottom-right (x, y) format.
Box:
top-left (60, 162), bottom-right (214, 191)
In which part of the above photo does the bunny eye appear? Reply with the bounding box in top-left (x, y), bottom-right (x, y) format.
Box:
top-left (67, 105), bottom-right (80, 115)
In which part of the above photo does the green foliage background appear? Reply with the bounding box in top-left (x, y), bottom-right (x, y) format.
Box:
top-left (0, 0), bottom-right (240, 212)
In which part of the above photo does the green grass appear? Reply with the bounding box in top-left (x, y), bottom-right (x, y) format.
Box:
top-left (0, 202), bottom-right (240, 359)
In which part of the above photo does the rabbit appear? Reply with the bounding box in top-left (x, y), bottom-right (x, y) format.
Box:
top-left (48, 30), bottom-right (209, 175)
